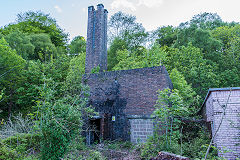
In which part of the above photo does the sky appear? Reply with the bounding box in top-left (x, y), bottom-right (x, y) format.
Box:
top-left (1, 0), bottom-right (240, 41)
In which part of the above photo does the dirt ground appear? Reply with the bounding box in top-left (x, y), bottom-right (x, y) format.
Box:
top-left (95, 143), bottom-right (141, 160)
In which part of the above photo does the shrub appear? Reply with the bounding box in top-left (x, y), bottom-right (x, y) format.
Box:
top-left (0, 133), bottom-right (40, 160)
top-left (0, 113), bottom-right (37, 139)
top-left (0, 142), bottom-right (18, 160)
top-left (141, 89), bottom-right (220, 159)
top-left (2, 133), bottom-right (40, 151)
top-left (87, 150), bottom-right (106, 160)
top-left (37, 77), bottom-right (94, 159)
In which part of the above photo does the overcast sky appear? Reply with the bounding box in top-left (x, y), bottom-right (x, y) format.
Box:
top-left (1, 0), bottom-right (240, 40)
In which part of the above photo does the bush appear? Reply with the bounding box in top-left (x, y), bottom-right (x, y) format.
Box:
top-left (104, 140), bottom-right (133, 150)
top-left (2, 133), bottom-right (41, 151)
top-left (37, 77), bottom-right (94, 159)
top-left (0, 113), bottom-right (37, 139)
top-left (0, 133), bottom-right (40, 160)
top-left (140, 128), bottom-right (220, 160)
top-left (140, 131), bottom-right (181, 159)
top-left (0, 143), bottom-right (18, 160)
top-left (87, 150), bottom-right (106, 160)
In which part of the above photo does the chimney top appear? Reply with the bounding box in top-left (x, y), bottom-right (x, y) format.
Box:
top-left (88, 6), bottom-right (95, 11)
top-left (97, 4), bottom-right (104, 9)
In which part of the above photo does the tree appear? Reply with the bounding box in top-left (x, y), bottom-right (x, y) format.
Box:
top-left (37, 76), bottom-right (93, 159)
top-left (144, 43), bottom-right (167, 67)
top-left (108, 11), bottom-right (138, 40)
top-left (28, 33), bottom-right (57, 61)
top-left (155, 26), bottom-right (177, 47)
top-left (179, 12), bottom-right (225, 30)
top-left (108, 11), bottom-right (148, 50)
top-left (153, 88), bottom-right (188, 152)
top-left (69, 36), bottom-right (86, 56)
top-left (66, 52), bottom-right (86, 87)
top-left (107, 12), bottom-right (149, 70)
top-left (112, 49), bottom-right (144, 71)
top-left (173, 24), bottom-right (222, 62)
top-left (15, 60), bottom-right (43, 114)
top-left (169, 68), bottom-right (199, 109)
top-left (163, 44), bottom-right (219, 100)
top-left (0, 38), bottom-right (26, 117)
top-left (4, 30), bottom-right (35, 60)
top-left (211, 25), bottom-right (240, 87)
top-left (107, 37), bottom-right (128, 70)
top-left (1, 11), bottom-right (68, 49)
top-left (111, 43), bottom-right (167, 71)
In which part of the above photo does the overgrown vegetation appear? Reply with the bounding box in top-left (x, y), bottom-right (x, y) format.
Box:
top-left (139, 89), bottom-right (220, 159)
top-left (0, 8), bottom-right (239, 159)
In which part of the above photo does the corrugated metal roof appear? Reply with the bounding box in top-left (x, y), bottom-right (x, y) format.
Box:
top-left (202, 87), bottom-right (240, 108)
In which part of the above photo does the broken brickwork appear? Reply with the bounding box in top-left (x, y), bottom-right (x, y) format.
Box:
top-left (83, 66), bottom-right (172, 141)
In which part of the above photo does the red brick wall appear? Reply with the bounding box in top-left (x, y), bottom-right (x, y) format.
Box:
top-left (83, 66), bottom-right (172, 116)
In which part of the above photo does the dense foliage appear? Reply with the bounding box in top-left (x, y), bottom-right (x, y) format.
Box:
top-left (108, 12), bottom-right (240, 102)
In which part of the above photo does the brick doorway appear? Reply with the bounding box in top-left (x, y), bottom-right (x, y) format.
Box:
top-left (87, 118), bottom-right (101, 144)
top-left (86, 114), bottom-right (111, 145)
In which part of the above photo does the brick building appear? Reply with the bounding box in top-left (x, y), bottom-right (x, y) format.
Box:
top-left (83, 4), bottom-right (172, 144)
top-left (202, 88), bottom-right (240, 159)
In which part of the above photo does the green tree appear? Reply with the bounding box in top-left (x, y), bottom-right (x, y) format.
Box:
top-left (69, 36), bottom-right (86, 56)
top-left (108, 11), bottom-right (138, 40)
top-left (0, 38), bottom-right (26, 117)
top-left (153, 88), bottom-right (188, 152)
top-left (66, 53), bottom-right (86, 80)
top-left (15, 60), bottom-right (43, 114)
top-left (211, 25), bottom-right (240, 87)
top-left (163, 44), bottom-right (219, 100)
top-left (1, 11), bottom-right (68, 49)
top-left (37, 77), bottom-right (92, 160)
top-left (16, 11), bottom-right (68, 47)
top-left (37, 52), bottom-right (94, 159)
top-left (112, 49), bottom-right (144, 71)
top-left (107, 37), bottom-right (127, 70)
top-left (155, 26), bottom-right (178, 47)
top-left (111, 43), bottom-right (167, 71)
top-left (179, 12), bottom-right (226, 30)
top-left (169, 68), bottom-right (199, 109)
top-left (4, 30), bottom-right (35, 60)
top-left (108, 11), bottom-right (148, 51)
top-left (28, 33), bottom-right (57, 61)
top-left (173, 25), bottom-right (222, 62)
top-left (144, 43), bottom-right (167, 67)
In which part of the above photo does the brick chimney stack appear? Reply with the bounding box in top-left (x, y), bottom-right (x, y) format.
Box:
top-left (85, 4), bottom-right (108, 73)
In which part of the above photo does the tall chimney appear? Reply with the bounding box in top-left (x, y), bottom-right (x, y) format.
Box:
top-left (85, 4), bottom-right (108, 73)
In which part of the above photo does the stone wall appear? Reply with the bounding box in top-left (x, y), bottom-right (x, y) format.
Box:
top-left (205, 89), bottom-right (240, 159)
top-left (83, 66), bottom-right (172, 141)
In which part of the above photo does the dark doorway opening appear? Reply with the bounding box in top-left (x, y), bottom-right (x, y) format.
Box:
top-left (87, 118), bottom-right (101, 145)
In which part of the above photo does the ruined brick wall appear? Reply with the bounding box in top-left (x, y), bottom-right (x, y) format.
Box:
top-left (205, 89), bottom-right (240, 159)
top-left (85, 4), bottom-right (107, 73)
top-left (83, 66), bottom-right (172, 141)
top-left (84, 4), bottom-right (172, 143)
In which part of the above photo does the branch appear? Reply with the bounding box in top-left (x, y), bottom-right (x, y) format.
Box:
top-left (0, 68), bottom-right (15, 79)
